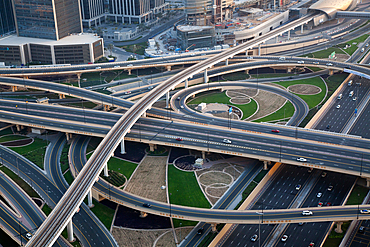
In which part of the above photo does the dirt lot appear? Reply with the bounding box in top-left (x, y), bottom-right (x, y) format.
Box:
top-left (124, 156), bottom-right (167, 202)
top-left (155, 227), bottom-right (193, 247)
top-left (247, 89), bottom-right (286, 121)
top-left (112, 227), bottom-right (168, 247)
top-left (288, 84), bottom-right (321, 95)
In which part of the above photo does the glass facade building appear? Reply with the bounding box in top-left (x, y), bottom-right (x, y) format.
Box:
top-left (0, 0), bottom-right (15, 36)
top-left (13, 0), bottom-right (82, 40)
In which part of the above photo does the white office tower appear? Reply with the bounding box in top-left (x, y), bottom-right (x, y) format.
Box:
top-left (108, 0), bottom-right (166, 24)
top-left (80, 0), bottom-right (106, 28)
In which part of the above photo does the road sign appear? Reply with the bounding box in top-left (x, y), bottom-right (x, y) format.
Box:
top-left (355, 108), bottom-right (358, 114)
top-left (229, 107), bottom-right (232, 114)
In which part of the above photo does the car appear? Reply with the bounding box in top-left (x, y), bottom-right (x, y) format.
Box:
top-left (197, 228), bottom-right (204, 235)
top-left (328, 185), bottom-right (333, 191)
top-left (177, 96), bottom-right (181, 100)
top-left (142, 203), bottom-right (151, 208)
top-left (353, 97), bottom-right (357, 101)
top-left (127, 64), bottom-right (133, 67)
top-left (297, 61), bottom-right (305, 64)
top-left (176, 138), bottom-right (183, 141)
top-left (308, 168), bottom-right (313, 173)
top-left (326, 202), bottom-right (332, 206)
top-left (326, 125), bottom-right (330, 129)
top-left (250, 234), bottom-right (258, 242)
top-left (322, 172), bottom-right (327, 177)
top-left (318, 202), bottom-right (323, 207)
top-left (124, 91), bottom-right (131, 95)
top-left (326, 63), bottom-right (333, 66)
top-left (360, 209), bottom-right (370, 214)
top-left (359, 226), bottom-right (365, 233)
top-left (114, 65), bottom-right (120, 68)
top-left (313, 62), bottom-right (319, 64)
top-left (336, 105), bottom-right (341, 109)
top-left (297, 157), bottom-right (307, 162)
top-left (95, 66), bottom-right (101, 69)
top-left (309, 242), bottom-right (315, 247)
top-left (180, 105), bottom-right (184, 109)
top-left (302, 210), bottom-right (313, 216)
top-left (317, 192), bottom-right (322, 198)
top-left (223, 139), bottom-right (232, 144)
top-left (298, 222), bottom-right (304, 226)
top-left (296, 184), bottom-right (301, 190)
top-left (271, 129), bottom-right (280, 133)
top-left (147, 86), bottom-right (153, 90)
top-left (26, 233), bottom-right (32, 240)
top-left (281, 235), bottom-right (288, 242)
top-left (366, 43), bottom-right (369, 47)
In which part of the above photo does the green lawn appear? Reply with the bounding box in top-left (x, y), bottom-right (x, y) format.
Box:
top-left (254, 101), bottom-right (294, 123)
top-left (86, 137), bottom-right (102, 154)
top-left (188, 91), bottom-right (258, 120)
top-left (168, 165), bottom-right (211, 227)
top-left (346, 185), bottom-right (369, 205)
top-left (87, 154), bottom-right (138, 181)
top-left (120, 42), bottom-right (148, 55)
top-left (274, 76), bottom-right (326, 109)
top-left (0, 135), bottom-right (29, 143)
top-left (0, 128), bottom-right (13, 136)
top-left (222, 71), bottom-right (250, 81)
top-left (325, 73), bottom-right (349, 100)
top-left (10, 138), bottom-right (49, 169)
top-left (338, 34), bottom-right (370, 55)
top-left (90, 199), bottom-right (115, 230)
top-left (64, 170), bottom-right (74, 185)
top-left (308, 66), bottom-right (324, 72)
top-left (302, 47), bottom-right (345, 59)
top-left (42, 204), bottom-right (52, 215)
top-left (60, 143), bottom-right (70, 173)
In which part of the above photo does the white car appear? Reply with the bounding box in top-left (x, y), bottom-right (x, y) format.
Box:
top-left (336, 105), bottom-right (341, 109)
top-left (297, 61), bottom-right (305, 64)
top-left (281, 235), bottom-right (288, 242)
top-left (313, 62), bottom-right (319, 64)
top-left (297, 157), bottom-right (307, 162)
top-left (127, 64), bottom-right (133, 67)
top-left (326, 63), bottom-right (333, 66)
top-left (26, 233), bottom-right (32, 240)
top-left (353, 97), bottom-right (357, 101)
top-left (302, 210), bottom-right (313, 216)
top-left (317, 192), bottom-right (322, 198)
top-left (223, 139), bottom-right (232, 144)
top-left (360, 209), bottom-right (370, 214)
top-left (180, 105), bottom-right (184, 109)
top-left (114, 65), bottom-right (120, 68)
top-left (95, 66), bottom-right (101, 69)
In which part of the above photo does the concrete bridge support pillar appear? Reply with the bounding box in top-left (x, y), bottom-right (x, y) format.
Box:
top-left (166, 65), bottom-right (171, 71)
top-left (127, 69), bottom-right (132, 75)
top-left (211, 223), bottom-right (218, 232)
top-left (149, 143), bottom-right (157, 152)
top-left (366, 178), bottom-right (370, 187)
top-left (16, 125), bottom-right (21, 132)
top-left (104, 105), bottom-right (110, 111)
top-left (225, 59), bottom-right (229, 66)
top-left (11, 86), bottom-right (17, 92)
top-left (65, 133), bottom-right (72, 141)
top-left (185, 79), bottom-right (188, 88)
top-left (287, 30), bottom-right (290, 40)
top-left (202, 151), bottom-right (206, 160)
top-left (121, 139), bottom-right (126, 154)
top-left (204, 69), bottom-right (208, 83)
top-left (245, 69), bottom-right (249, 74)
top-left (258, 44), bottom-right (261, 56)
top-left (59, 94), bottom-right (65, 99)
top-left (77, 73), bottom-right (81, 88)
top-left (301, 24), bottom-right (304, 34)
top-left (140, 211), bottom-right (148, 218)
top-left (263, 161), bottom-right (269, 170)
top-left (67, 220), bottom-right (75, 242)
top-left (335, 222), bottom-right (343, 233)
top-left (87, 189), bottom-right (94, 208)
top-left (104, 162), bottom-right (109, 177)
top-left (287, 67), bottom-right (292, 73)
top-left (329, 69), bottom-right (334, 76)
top-left (142, 111), bottom-right (146, 117)
top-left (166, 91), bottom-right (170, 108)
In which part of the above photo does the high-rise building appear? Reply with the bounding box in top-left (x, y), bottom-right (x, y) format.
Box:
top-left (0, 0), bottom-right (15, 36)
top-left (12, 0), bottom-right (83, 40)
top-left (80, 0), bottom-right (106, 28)
top-left (108, 0), bottom-right (167, 24)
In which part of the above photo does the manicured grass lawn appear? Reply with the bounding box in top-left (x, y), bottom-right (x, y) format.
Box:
top-left (10, 138), bottom-right (49, 169)
top-left (86, 137), bottom-right (102, 154)
top-left (87, 154), bottom-right (138, 180)
top-left (222, 71), bottom-right (250, 81)
top-left (90, 199), bottom-right (115, 230)
top-left (274, 76), bottom-right (326, 109)
top-left (303, 47), bottom-right (345, 59)
top-left (120, 42), bottom-right (148, 55)
top-left (250, 73), bottom-right (292, 79)
top-left (346, 185), bottom-right (369, 205)
top-left (325, 73), bottom-right (349, 100)
top-left (60, 143), bottom-right (70, 173)
top-left (323, 222), bottom-right (350, 247)
top-left (168, 165), bottom-right (210, 226)
top-left (42, 204), bottom-right (52, 215)
top-left (188, 91), bottom-right (258, 120)
top-left (0, 135), bottom-right (29, 143)
top-left (308, 66), bottom-right (324, 72)
top-left (338, 34), bottom-right (370, 55)
top-left (0, 128), bottom-right (13, 136)
top-left (64, 170), bottom-right (74, 185)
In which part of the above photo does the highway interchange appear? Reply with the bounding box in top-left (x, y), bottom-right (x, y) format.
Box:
top-left (0, 8), bottom-right (369, 247)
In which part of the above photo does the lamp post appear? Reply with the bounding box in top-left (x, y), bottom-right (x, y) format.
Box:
top-left (357, 193), bottom-right (360, 219)
top-left (256, 212), bottom-right (263, 247)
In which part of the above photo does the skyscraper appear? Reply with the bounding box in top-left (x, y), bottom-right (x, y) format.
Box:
top-left (0, 0), bottom-right (15, 36)
top-left (12, 0), bottom-right (83, 40)
top-left (80, 0), bottom-right (106, 27)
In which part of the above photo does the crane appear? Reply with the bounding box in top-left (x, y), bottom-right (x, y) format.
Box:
top-left (185, 44), bottom-right (196, 52)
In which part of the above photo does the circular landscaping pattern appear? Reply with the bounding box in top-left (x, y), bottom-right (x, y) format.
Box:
top-left (229, 96), bottom-right (251, 105)
top-left (288, 84), bottom-right (321, 95)
top-left (173, 155), bottom-right (202, 171)
top-left (198, 171), bottom-right (233, 186)
top-left (205, 183), bottom-right (231, 198)
top-left (0, 134), bottom-right (33, 147)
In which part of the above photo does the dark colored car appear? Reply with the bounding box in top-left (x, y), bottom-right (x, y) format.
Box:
top-left (176, 138), bottom-right (183, 141)
top-left (197, 228), bottom-right (204, 235)
top-left (359, 226), bottom-right (365, 233)
top-left (143, 203), bottom-right (151, 208)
